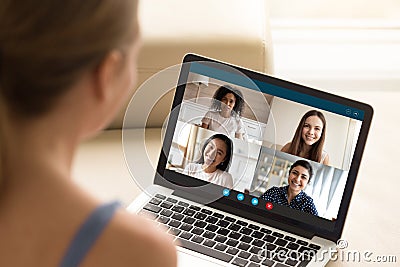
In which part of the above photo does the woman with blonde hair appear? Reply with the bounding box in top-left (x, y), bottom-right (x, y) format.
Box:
top-left (0, 1), bottom-right (176, 266)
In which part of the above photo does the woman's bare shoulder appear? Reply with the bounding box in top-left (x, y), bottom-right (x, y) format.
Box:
top-left (280, 142), bottom-right (291, 152)
top-left (80, 208), bottom-right (177, 267)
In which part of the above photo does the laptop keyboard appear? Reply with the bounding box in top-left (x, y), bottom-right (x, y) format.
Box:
top-left (139, 194), bottom-right (321, 267)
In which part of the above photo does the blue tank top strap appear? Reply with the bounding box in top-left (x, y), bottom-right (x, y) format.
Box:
top-left (59, 201), bottom-right (120, 267)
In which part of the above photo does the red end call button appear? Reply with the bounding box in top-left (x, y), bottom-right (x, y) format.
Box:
top-left (266, 202), bottom-right (273, 210)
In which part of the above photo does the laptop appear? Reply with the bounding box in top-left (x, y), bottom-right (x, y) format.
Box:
top-left (127, 54), bottom-right (373, 267)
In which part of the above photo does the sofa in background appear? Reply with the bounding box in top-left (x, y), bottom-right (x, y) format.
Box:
top-left (72, 0), bottom-right (274, 206)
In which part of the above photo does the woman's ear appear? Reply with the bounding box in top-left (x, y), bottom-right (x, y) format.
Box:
top-left (93, 50), bottom-right (123, 101)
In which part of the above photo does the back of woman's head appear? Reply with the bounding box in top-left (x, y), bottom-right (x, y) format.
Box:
top-left (0, 0), bottom-right (138, 185)
top-left (0, 0), bottom-right (139, 118)
top-left (198, 134), bottom-right (233, 171)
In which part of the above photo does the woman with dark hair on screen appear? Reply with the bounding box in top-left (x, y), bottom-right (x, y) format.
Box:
top-left (184, 134), bottom-right (234, 188)
top-left (201, 85), bottom-right (246, 139)
top-left (0, 1), bottom-right (176, 266)
top-left (261, 160), bottom-right (318, 216)
top-left (281, 110), bottom-right (330, 165)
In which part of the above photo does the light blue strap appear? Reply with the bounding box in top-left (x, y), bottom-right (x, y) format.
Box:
top-left (59, 201), bottom-right (120, 267)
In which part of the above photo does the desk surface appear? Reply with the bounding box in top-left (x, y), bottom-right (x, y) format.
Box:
top-left (73, 90), bottom-right (400, 266)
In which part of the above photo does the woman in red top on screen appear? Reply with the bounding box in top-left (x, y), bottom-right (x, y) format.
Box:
top-left (281, 110), bottom-right (330, 165)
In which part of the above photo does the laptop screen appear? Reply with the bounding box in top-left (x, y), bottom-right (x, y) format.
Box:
top-left (157, 54), bottom-right (372, 241)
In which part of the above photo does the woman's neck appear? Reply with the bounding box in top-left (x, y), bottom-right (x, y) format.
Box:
top-left (219, 110), bottom-right (231, 118)
top-left (286, 187), bottom-right (299, 204)
top-left (202, 164), bottom-right (217, 173)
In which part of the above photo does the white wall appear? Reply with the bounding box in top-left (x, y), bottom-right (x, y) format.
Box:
top-left (265, 97), bottom-right (350, 169)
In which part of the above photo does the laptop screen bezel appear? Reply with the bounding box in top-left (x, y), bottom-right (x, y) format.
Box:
top-left (154, 53), bottom-right (373, 242)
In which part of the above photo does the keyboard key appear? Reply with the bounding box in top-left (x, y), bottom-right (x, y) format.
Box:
top-left (239, 227), bottom-right (252, 235)
top-left (260, 228), bottom-right (272, 234)
top-left (224, 216), bottom-right (236, 222)
top-left (214, 235), bottom-right (227, 243)
top-left (232, 257), bottom-right (248, 267)
top-left (240, 235), bottom-right (253, 244)
top-left (149, 198), bottom-right (162, 205)
top-left (252, 239), bottom-right (265, 247)
top-left (200, 208), bottom-right (212, 215)
top-left (296, 240), bottom-right (308, 246)
top-left (238, 251), bottom-right (251, 259)
top-left (284, 236), bottom-right (296, 242)
top-left (251, 231), bottom-right (264, 239)
top-left (250, 254), bottom-right (262, 263)
top-left (194, 221), bottom-right (207, 228)
top-left (180, 223), bottom-right (193, 232)
top-left (203, 239), bottom-right (216, 247)
top-left (176, 237), bottom-right (233, 263)
top-left (299, 245), bottom-right (316, 254)
top-left (286, 242), bottom-right (299, 250)
top-left (171, 213), bottom-right (184, 221)
top-left (160, 202), bottom-right (173, 209)
top-left (168, 228), bottom-right (181, 236)
top-left (180, 231), bottom-right (193, 240)
top-left (143, 204), bottom-right (161, 213)
top-left (217, 228), bottom-right (229, 236)
top-left (226, 239), bottom-right (239, 247)
top-left (248, 224), bottom-right (260, 230)
top-left (261, 258), bottom-right (274, 266)
top-left (157, 216), bottom-right (170, 224)
top-left (298, 259), bottom-right (312, 267)
top-left (202, 231), bottom-right (216, 239)
top-left (263, 235), bottom-right (276, 243)
top-left (194, 212), bottom-right (207, 220)
top-left (205, 216), bottom-right (218, 224)
top-left (248, 263), bottom-right (261, 267)
top-left (160, 209), bottom-right (173, 217)
top-left (178, 201), bottom-right (189, 207)
top-left (215, 243), bottom-right (227, 252)
top-left (217, 220), bottom-right (230, 228)
top-left (275, 238), bottom-right (288, 247)
top-left (155, 194), bottom-right (166, 200)
top-left (171, 205), bottom-right (184, 213)
top-left (183, 208), bottom-right (195, 216)
top-left (228, 232), bottom-right (241, 240)
top-left (183, 217), bottom-right (195, 224)
top-left (168, 220), bottom-right (181, 228)
top-left (228, 224), bottom-right (241, 231)
top-left (265, 243), bottom-right (276, 251)
top-left (212, 212), bottom-right (224, 218)
top-left (189, 205), bottom-right (201, 211)
top-left (250, 246), bottom-right (262, 255)
top-left (272, 232), bottom-right (284, 238)
top-left (226, 247), bottom-right (239, 255)
top-left (166, 197), bottom-right (178, 204)
top-left (236, 220), bottom-right (248, 227)
top-left (285, 257), bottom-right (299, 266)
top-left (205, 224), bottom-right (218, 232)
top-left (191, 235), bottom-right (204, 244)
top-left (191, 227), bottom-right (204, 235)
top-left (238, 242), bottom-right (250, 251)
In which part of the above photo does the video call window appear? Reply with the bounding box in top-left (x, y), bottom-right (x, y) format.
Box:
top-left (166, 71), bottom-right (363, 221)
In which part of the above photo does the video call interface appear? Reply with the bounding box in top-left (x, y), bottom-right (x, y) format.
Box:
top-left (166, 63), bottom-right (364, 221)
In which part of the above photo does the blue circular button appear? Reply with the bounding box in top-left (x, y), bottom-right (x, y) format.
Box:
top-left (251, 198), bottom-right (259, 206)
top-left (223, 189), bottom-right (230, 197)
top-left (237, 193), bottom-right (244, 201)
